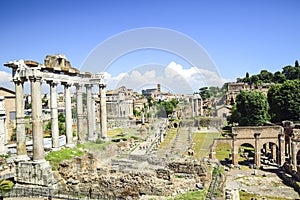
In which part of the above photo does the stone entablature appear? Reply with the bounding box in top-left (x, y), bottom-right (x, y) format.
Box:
top-left (4, 54), bottom-right (108, 188)
top-left (232, 126), bottom-right (283, 139)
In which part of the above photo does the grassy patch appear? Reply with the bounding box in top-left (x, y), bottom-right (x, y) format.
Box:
top-left (192, 132), bottom-right (221, 158)
top-left (108, 128), bottom-right (140, 141)
top-left (156, 128), bottom-right (178, 157)
top-left (239, 190), bottom-right (289, 200)
top-left (108, 128), bottom-right (123, 137)
top-left (174, 190), bottom-right (207, 200)
top-left (45, 147), bottom-right (84, 170)
top-left (158, 128), bottom-right (177, 150)
top-left (78, 141), bottom-right (112, 151)
top-left (215, 143), bottom-right (231, 161)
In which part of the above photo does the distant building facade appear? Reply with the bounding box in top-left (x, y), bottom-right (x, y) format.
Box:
top-left (226, 82), bottom-right (273, 105)
top-left (0, 87), bottom-right (16, 141)
top-left (106, 86), bottom-right (134, 119)
top-left (0, 96), bottom-right (7, 154)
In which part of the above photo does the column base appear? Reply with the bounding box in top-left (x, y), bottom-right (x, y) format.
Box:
top-left (16, 159), bottom-right (53, 187)
top-left (65, 143), bottom-right (76, 148)
top-left (88, 137), bottom-right (97, 142)
top-left (51, 147), bottom-right (62, 152)
top-left (15, 154), bottom-right (31, 162)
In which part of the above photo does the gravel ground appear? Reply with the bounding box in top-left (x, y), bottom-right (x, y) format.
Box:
top-left (225, 167), bottom-right (299, 199)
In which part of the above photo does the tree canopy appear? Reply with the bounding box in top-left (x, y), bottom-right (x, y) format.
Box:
top-left (238, 60), bottom-right (300, 84)
top-left (230, 90), bottom-right (270, 126)
top-left (155, 99), bottom-right (179, 118)
top-left (268, 80), bottom-right (300, 122)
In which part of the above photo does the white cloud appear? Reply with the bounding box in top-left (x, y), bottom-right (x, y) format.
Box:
top-left (165, 61), bottom-right (224, 88)
top-left (105, 61), bottom-right (225, 94)
top-left (0, 71), bottom-right (12, 82)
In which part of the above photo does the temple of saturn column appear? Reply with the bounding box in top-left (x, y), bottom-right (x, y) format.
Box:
top-left (191, 93), bottom-right (203, 117)
top-left (4, 54), bottom-right (107, 187)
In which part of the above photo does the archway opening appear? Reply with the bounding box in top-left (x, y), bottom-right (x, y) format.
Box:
top-left (238, 143), bottom-right (255, 167)
top-left (215, 143), bottom-right (232, 165)
top-left (261, 142), bottom-right (278, 166)
top-left (173, 123), bottom-right (178, 128)
top-left (296, 150), bottom-right (300, 166)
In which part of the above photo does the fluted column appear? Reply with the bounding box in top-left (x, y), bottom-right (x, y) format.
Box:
top-left (99, 84), bottom-right (107, 138)
top-left (63, 82), bottom-right (73, 147)
top-left (75, 84), bottom-right (84, 142)
top-left (291, 141), bottom-right (297, 170)
top-left (48, 81), bottom-right (59, 149)
top-left (254, 133), bottom-right (261, 167)
top-left (14, 79), bottom-right (29, 160)
top-left (232, 133), bottom-right (239, 166)
top-left (29, 75), bottom-right (44, 161)
top-left (278, 133), bottom-right (285, 166)
top-left (195, 98), bottom-right (199, 116)
top-left (86, 84), bottom-right (94, 141)
top-left (191, 98), bottom-right (195, 117)
top-left (200, 98), bottom-right (203, 116)
top-left (92, 99), bottom-right (96, 134)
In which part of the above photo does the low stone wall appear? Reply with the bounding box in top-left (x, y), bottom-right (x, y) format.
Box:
top-left (55, 153), bottom-right (209, 199)
top-left (167, 160), bottom-right (207, 177)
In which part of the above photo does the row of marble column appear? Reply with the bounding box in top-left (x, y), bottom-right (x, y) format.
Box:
top-left (192, 97), bottom-right (203, 117)
top-left (14, 74), bottom-right (107, 162)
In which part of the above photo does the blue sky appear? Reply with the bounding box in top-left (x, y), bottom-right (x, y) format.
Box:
top-left (0, 0), bottom-right (299, 93)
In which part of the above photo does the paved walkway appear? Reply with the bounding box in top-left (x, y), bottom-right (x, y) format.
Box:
top-left (170, 127), bottom-right (191, 157)
top-left (131, 119), bottom-right (166, 155)
top-left (225, 168), bottom-right (299, 199)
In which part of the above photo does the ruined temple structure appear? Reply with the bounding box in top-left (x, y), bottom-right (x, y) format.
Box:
top-left (282, 121), bottom-right (300, 170)
top-left (210, 122), bottom-right (300, 170)
top-left (4, 54), bottom-right (108, 188)
top-left (191, 93), bottom-right (203, 117)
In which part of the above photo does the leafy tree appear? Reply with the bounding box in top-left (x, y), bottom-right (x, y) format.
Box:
top-left (221, 83), bottom-right (228, 93)
top-left (57, 113), bottom-right (66, 135)
top-left (231, 90), bottom-right (270, 126)
top-left (273, 71), bottom-right (286, 83)
top-left (58, 113), bottom-right (65, 122)
top-left (242, 72), bottom-right (251, 83)
top-left (259, 70), bottom-right (273, 83)
top-left (58, 121), bottom-right (66, 135)
top-left (250, 75), bottom-right (259, 84)
top-left (147, 96), bottom-right (154, 108)
top-left (199, 87), bottom-right (211, 100)
top-left (133, 109), bottom-right (140, 117)
top-left (44, 121), bottom-right (51, 132)
top-left (295, 60), bottom-right (299, 68)
top-left (282, 65), bottom-right (300, 80)
top-left (170, 98), bottom-right (179, 107)
top-left (155, 100), bottom-right (178, 118)
top-left (268, 80), bottom-right (300, 122)
top-left (0, 179), bottom-right (14, 197)
top-left (25, 103), bottom-right (31, 109)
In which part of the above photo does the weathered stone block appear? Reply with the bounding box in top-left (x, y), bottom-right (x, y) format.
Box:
top-left (16, 160), bottom-right (53, 187)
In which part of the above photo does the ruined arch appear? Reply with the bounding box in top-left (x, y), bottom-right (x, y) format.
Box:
top-left (210, 126), bottom-right (284, 167)
top-left (209, 138), bottom-right (232, 161)
top-left (215, 142), bottom-right (232, 164)
top-left (296, 150), bottom-right (300, 166)
top-left (238, 143), bottom-right (255, 166)
top-left (261, 142), bottom-right (279, 165)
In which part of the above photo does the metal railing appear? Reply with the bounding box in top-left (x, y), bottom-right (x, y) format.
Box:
top-left (1, 187), bottom-right (119, 200)
top-left (206, 162), bottom-right (220, 200)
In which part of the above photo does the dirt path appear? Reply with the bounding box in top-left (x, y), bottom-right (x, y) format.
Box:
top-left (225, 168), bottom-right (299, 199)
